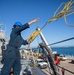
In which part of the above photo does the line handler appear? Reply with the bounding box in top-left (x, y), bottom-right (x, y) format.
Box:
top-left (0, 18), bottom-right (39, 75)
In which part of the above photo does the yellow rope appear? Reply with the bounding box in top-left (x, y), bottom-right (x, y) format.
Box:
top-left (48, 0), bottom-right (74, 27)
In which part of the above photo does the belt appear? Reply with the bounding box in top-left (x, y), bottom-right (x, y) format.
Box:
top-left (8, 44), bottom-right (19, 49)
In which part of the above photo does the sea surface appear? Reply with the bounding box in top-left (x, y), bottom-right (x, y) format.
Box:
top-left (33, 47), bottom-right (74, 56)
top-left (52, 47), bottom-right (74, 56)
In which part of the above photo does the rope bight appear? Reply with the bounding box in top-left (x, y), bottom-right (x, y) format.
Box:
top-left (41, 0), bottom-right (74, 30)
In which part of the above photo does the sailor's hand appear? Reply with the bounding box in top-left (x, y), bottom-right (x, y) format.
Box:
top-left (26, 40), bottom-right (30, 44)
top-left (32, 18), bottom-right (40, 23)
top-left (28, 18), bottom-right (40, 25)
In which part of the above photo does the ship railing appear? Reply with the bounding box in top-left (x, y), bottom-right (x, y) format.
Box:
top-left (56, 64), bottom-right (74, 75)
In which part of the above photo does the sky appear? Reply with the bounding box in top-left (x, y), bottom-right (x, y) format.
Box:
top-left (0, 0), bottom-right (74, 48)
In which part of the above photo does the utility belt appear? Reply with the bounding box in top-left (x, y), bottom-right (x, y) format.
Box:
top-left (8, 44), bottom-right (19, 49)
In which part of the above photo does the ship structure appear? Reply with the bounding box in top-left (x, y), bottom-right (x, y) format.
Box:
top-left (0, 24), bottom-right (8, 55)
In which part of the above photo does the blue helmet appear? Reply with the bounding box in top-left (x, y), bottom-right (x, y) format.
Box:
top-left (2, 42), bottom-right (5, 44)
top-left (14, 22), bottom-right (22, 27)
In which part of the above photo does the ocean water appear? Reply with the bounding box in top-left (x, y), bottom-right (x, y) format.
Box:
top-left (52, 47), bottom-right (74, 56)
top-left (33, 47), bottom-right (74, 56)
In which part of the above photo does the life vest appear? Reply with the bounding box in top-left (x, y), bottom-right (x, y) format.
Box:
top-left (61, 68), bottom-right (65, 72)
top-left (55, 57), bottom-right (60, 65)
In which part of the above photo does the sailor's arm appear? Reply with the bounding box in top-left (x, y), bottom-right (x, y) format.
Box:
top-left (14, 18), bottom-right (39, 33)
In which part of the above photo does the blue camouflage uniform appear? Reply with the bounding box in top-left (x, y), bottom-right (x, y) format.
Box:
top-left (0, 23), bottom-right (29, 75)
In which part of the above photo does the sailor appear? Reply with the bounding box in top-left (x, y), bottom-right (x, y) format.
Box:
top-left (54, 54), bottom-right (60, 74)
top-left (0, 18), bottom-right (39, 75)
top-left (1, 42), bottom-right (6, 64)
top-left (54, 55), bottom-right (60, 65)
top-left (61, 67), bottom-right (65, 75)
